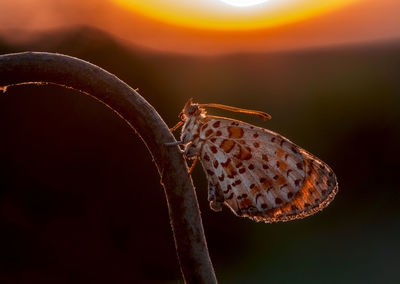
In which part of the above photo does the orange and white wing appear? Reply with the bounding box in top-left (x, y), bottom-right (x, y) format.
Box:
top-left (197, 116), bottom-right (338, 223)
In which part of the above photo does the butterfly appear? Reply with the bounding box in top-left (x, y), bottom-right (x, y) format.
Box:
top-left (167, 99), bottom-right (338, 223)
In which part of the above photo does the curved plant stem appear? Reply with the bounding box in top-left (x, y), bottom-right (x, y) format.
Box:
top-left (0, 52), bottom-right (217, 283)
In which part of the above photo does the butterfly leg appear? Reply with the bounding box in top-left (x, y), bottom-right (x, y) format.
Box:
top-left (208, 182), bottom-right (224, 212)
top-left (188, 157), bottom-right (198, 174)
top-left (170, 121), bottom-right (183, 132)
top-left (165, 141), bottom-right (183, 146)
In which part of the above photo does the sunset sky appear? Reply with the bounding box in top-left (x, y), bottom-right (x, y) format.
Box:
top-left (1, 1), bottom-right (400, 283)
top-left (1, 0), bottom-right (399, 54)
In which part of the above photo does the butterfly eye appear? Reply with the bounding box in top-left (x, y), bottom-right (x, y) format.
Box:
top-left (186, 104), bottom-right (202, 116)
top-left (179, 112), bottom-right (186, 120)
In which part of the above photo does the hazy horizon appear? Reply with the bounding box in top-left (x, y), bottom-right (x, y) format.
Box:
top-left (1, 0), bottom-right (400, 55)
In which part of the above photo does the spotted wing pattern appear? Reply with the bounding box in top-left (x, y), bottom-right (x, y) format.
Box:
top-left (196, 116), bottom-right (337, 223)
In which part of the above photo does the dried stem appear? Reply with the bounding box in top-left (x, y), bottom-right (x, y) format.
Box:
top-left (0, 52), bottom-right (217, 283)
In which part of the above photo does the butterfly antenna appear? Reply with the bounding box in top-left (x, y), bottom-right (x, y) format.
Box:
top-left (199, 103), bottom-right (271, 121)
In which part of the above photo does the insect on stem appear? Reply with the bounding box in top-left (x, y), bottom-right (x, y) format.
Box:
top-left (199, 103), bottom-right (272, 121)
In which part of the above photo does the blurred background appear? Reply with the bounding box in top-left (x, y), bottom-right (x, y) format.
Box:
top-left (0, 0), bottom-right (399, 283)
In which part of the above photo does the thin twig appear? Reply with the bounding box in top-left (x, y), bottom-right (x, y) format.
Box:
top-left (0, 52), bottom-right (217, 283)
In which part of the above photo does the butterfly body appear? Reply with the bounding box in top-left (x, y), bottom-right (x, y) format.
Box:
top-left (177, 100), bottom-right (338, 223)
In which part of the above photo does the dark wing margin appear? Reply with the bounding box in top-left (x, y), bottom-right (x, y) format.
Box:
top-left (249, 149), bottom-right (338, 223)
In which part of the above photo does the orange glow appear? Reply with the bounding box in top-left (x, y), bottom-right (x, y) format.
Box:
top-left (1, 0), bottom-right (400, 54)
top-left (114, 0), bottom-right (359, 30)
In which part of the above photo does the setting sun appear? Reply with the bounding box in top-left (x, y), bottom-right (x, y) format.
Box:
top-left (114, 0), bottom-right (359, 30)
top-left (1, 0), bottom-right (399, 55)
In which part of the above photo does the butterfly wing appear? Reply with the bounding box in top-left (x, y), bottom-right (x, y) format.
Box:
top-left (197, 116), bottom-right (338, 223)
